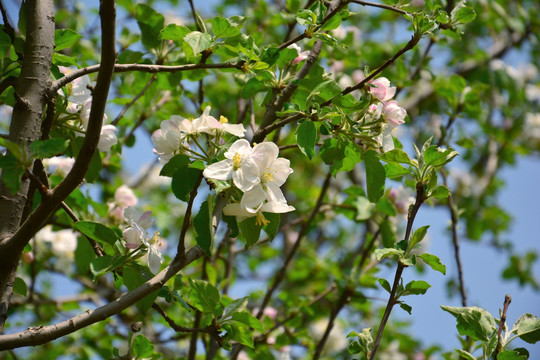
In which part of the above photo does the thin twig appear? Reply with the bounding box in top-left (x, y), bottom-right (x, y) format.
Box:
top-left (152, 303), bottom-right (212, 334)
top-left (112, 75), bottom-right (157, 126)
top-left (349, 0), bottom-right (411, 16)
top-left (494, 294), bottom-right (512, 358)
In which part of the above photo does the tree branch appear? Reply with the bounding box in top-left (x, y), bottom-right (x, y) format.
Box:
top-left (349, 0), bottom-right (411, 16)
top-left (0, 245), bottom-right (205, 350)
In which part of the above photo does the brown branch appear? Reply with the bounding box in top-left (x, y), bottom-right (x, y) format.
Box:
top-left (349, 0), bottom-right (411, 16)
top-left (152, 303), bottom-right (212, 334)
top-left (0, 245), bottom-right (205, 350)
top-left (494, 294), bottom-right (512, 358)
top-left (0, 0), bottom-right (15, 43)
top-left (368, 182), bottom-right (426, 360)
top-left (50, 62), bottom-right (246, 95)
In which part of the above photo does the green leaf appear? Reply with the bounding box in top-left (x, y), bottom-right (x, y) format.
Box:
top-left (455, 349), bottom-right (476, 360)
top-left (52, 52), bottom-right (78, 66)
top-left (85, 149), bottom-right (101, 183)
top-left (408, 225), bottom-right (430, 252)
top-left (497, 351), bottom-right (528, 360)
top-left (211, 17), bottom-right (241, 38)
top-left (221, 297), bottom-right (248, 320)
top-left (54, 29), bottom-right (82, 51)
top-left (159, 24), bottom-right (190, 42)
top-left (419, 253), bottom-right (447, 275)
top-left (90, 255), bottom-right (114, 279)
top-left (403, 280), bottom-right (431, 295)
top-left (452, 6), bottom-right (476, 24)
top-left (441, 305), bottom-right (497, 341)
top-left (378, 278), bottom-right (391, 293)
top-left (423, 146), bottom-right (459, 169)
top-left (75, 221), bottom-right (118, 249)
top-left (320, 138), bottom-right (362, 175)
top-left (238, 216), bottom-right (262, 248)
top-left (430, 185), bottom-right (451, 199)
top-left (347, 328), bottom-right (373, 355)
top-left (132, 334), bottom-right (155, 358)
top-left (188, 278), bottom-right (223, 317)
top-left (296, 121), bottom-right (317, 160)
top-left (124, 264), bottom-right (160, 314)
top-left (30, 138), bottom-right (68, 159)
top-left (194, 199), bottom-right (213, 256)
top-left (134, 4), bottom-right (165, 50)
top-left (0, 153), bottom-right (24, 194)
top-left (399, 302), bottom-right (413, 315)
top-left (513, 313), bottom-right (540, 344)
top-left (354, 196), bottom-right (375, 221)
top-left (171, 166), bottom-right (201, 202)
top-left (160, 154), bottom-right (190, 177)
top-left (364, 150), bottom-right (385, 203)
top-left (184, 31), bottom-right (213, 55)
top-left (223, 323), bottom-right (254, 348)
top-left (307, 79), bottom-right (342, 102)
top-left (75, 236), bottom-right (96, 275)
top-left (374, 248), bottom-right (403, 261)
top-left (384, 163), bottom-right (410, 178)
top-left (231, 311), bottom-right (265, 332)
top-left (379, 149), bottom-right (412, 165)
top-left (263, 212), bottom-right (280, 241)
top-left (13, 277), bottom-right (27, 297)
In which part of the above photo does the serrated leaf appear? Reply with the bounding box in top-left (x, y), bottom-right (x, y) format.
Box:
top-left (132, 334), bottom-right (155, 358)
top-left (453, 6), bottom-right (476, 24)
top-left (441, 305), bottom-right (497, 341)
top-left (384, 163), bottom-right (410, 178)
top-left (52, 52), bottom-right (78, 66)
top-left (211, 17), bottom-right (241, 38)
top-left (221, 297), bottom-right (248, 320)
top-left (378, 149), bottom-right (412, 164)
top-left (54, 29), bottom-right (82, 51)
top-left (296, 121), bottom-right (317, 160)
top-left (400, 302), bottom-right (412, 314)
top-left (513, 313), bottom-right (540, 344)
top-left (497, 350), bottom-right (528, 360)
top-left (430, 185), bottom-right (451, 199)
top-left (184, 31), bottom-right (213, 55)
top-left (364, 150), bottom-right (385, 203)
top-left (135, 4), bottom-right (165, 50)
top-left (420, 253), bottom-right (447, 275)
top-left (188, 278), bottom-right (222, 317)
top-left (75, 221), bottom-right (118, 248)
top-left (238, 216), bottom-right (262, 248)
top-left (223, 323), bottom-right (254, 348)
top-left (231, 311), bottom-right (264, 332)
top-left (423, 146), bottom-right (459, 169)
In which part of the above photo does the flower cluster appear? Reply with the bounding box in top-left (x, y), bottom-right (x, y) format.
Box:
top-left (203, 139), bottom-right (295, 226)
top-left (108, 185), bottom-right (138, 222)
top-left (366, 77), bottom-right (407, 151)
top-left (122, 207), bottom-right (164, 274)
top-left (58, 67), bottom-right (118, 152)
top-left (151, 106), bottom-right (246, 164)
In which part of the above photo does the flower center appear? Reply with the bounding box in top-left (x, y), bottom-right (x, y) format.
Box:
top-left (255, 212), bottom-right (270, 227)
top-left (151, 231), bottom-right (161, 246)
top-left (263, 169), bottom-right (275, 183)
top-left (232, 153), bottom-right (242, 169)
top-left (220, 115), bottom-right (228, 124)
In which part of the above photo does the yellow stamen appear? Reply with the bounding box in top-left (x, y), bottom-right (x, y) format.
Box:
top-left (232, 153), bottom-right (242, 169)
top-left (255, 212), bottom-right (270, 227)
top-left (220, 115), bottom-right (228, 124)
top-left (263, 170), bottom-right (274, 182)
top-left (151, 231), bottom-right (161, 245)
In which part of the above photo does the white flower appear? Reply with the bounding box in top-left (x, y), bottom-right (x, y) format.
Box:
top-left (382, 100), bottom-right (406, 126)
top-left (151, 119), bottom-right (185, 163)
top-left (369, 77), bottom-right (396, 102)
top-left (35, 225), bottom-right (78, 258)
top-left (223, 201), bottom-right (295, 227)
top-left (389, 186), bottom-right (415, 214)
top-left (203, 139), bottom-right (260, 192)
top-left (43, 157), bottom-right (75, 177)
top-left (98, 124), bottom-right (118, 152)
top-left (122, 207), bottom-right (163, 274)
top-left (177, 106), bottom-right (246, 138)
top-left (288, 44), bottom-right (309, 64)
top-left (240, 143), bottom-right (293, 213)
top-left (377, 124), bottom-right (397, 152)
top-left (115, 185), bottom-right (138, 208)
top-left (69, 75), bottom-right (93, 104)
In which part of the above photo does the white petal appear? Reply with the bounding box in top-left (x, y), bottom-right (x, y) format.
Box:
top-left (232, 160), bottom-right (260, 192)
top-left (222, 123), bottom-right (246, 137)
top-left (240, 185), bottom-right (266, 213)
top-left (252, 142), bottom-right (279, 168)
top-left (225, 139), bottom-right (252, 159)
top-left (264, 183), bottom-right (287, 203)
top-left (147, 244), bottom-right (164, 274)
top-left (261, 201), bottom-right (295, 214)
top-left (203, 160), bottom-right (233, 181)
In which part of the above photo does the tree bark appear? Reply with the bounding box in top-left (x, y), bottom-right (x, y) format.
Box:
top-left (0, 0), bottom-right (55, 332)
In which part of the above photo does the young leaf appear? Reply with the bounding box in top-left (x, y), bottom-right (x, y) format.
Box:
top-left (188, 278), bottom-right (222, 317)
top-left (159, 24), bottom-right (190, 42)
top-left (513, 313), bottom-right (540, 344)
top-left (132, 334), bottom-right (156, 358)
top-left (184, 31), bottom-right (213, 55)
top-left (231, 311), bottom-right (265, 332)
top-left (441, 305), bottom-right (497, 341)
top-left (374, 248), bottom-right (403, 261)
top-left (364, 150), bottom-right (385, 203)
top-left (13, 277), bottom-right (27, 297)
top-left (347, 328), bottom-right (373, 355)
top-left (238, 216), bottom-right (262, 248)
top-left (419, 253), bottom-right (447, 275)
top-left (496, 350), bottom-right (528, 360)
top-left (134, 4), bottom-right (165, 50)
top-left (378, 278), bottom-right (391, 293)
top-left (430, 185), bottom-right (451, 199)
top-left (30, 138), bottom-right (68, 159)
top-left (221, 297), bottom-right (248, 320)
top-left (384, 163), bottom-right (410, 179)
top-left (75, 221), bottom-right (118, 248)
top-left (399, 302), bottom-right (413, 315)
top-left (296, 120), bottom-right (317, 160)
top-left (123, 264), bottom-right (159, 314)
top-left (378, 149), bottom-right (412, 165)
top-left (408, 225), bottom-right (430, 252)
top-left (403, 280), bottom-right (431, 295)
top-left (455, 349), bottom-right (476, 360)
top-left (423, 146), bottom-right (459, 168)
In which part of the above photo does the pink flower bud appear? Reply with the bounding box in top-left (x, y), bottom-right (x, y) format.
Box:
top-left (369, 77), bottom-right (396, 102)
top-left (382, 100), bottom-right (406, 126)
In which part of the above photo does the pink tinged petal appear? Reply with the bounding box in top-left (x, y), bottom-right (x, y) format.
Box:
top-left (261, 201), bottom-right (295, 213)
top-left (203, 159), bottom-right (234, 181)
top-left (293, 51), bottom-right (309, 64)
top-left (124, 206), bottom-right (141, 224)
top-left (383, 100), bottom-right (406, 126)
top-left (232, 160), bottom-right (260, 192)
top-left (241, 185), bottom-right (266, 213)
top-left (138, 211), bottom-right (155, 229)
top-left (123, 227), bottom-right (142, 246)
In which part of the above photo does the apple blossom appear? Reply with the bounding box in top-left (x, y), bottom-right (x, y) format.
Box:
top-left (288, 43), bottom-right (309, 64)
top-left (203, 139), bottom-right (260, 192)
top-left (35, 225), bottom-right (78, 259)
top-left (223, 201), bottom-right (295, 226)
top-left (151, 118), bottom-right (185, 163)
top-left (369, 77), bottom-right (396, 102)
top-left (382, 100), bottom-right (407, 126)
top-left (176, 106), bottom-right (246, 138)
top-left (240, 143), bottom-right (293, 213)
top-left (108, 185), bottom-right (138, 221)
top-left (43, 157), bottom-right (75, 177)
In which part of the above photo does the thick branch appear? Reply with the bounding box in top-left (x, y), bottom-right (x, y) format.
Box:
top-left (0, 245), bottom-right (205, 350)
